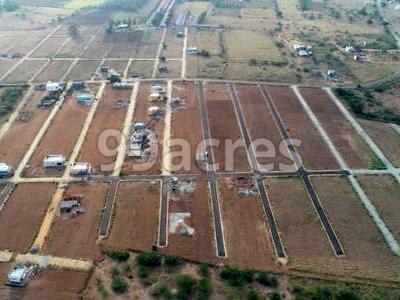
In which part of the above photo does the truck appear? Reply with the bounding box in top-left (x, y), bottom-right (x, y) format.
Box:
top-left (0, 162), bottom-right (13, 178)
top-left (7, 263), bottom-right (39, 287)
top-left (76, 93), bottom-right (95, 106)
top-left (43, 155), bottom-right (66, 169)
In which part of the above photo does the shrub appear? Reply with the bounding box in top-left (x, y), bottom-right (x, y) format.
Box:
top-left (255, 272), bottom-right (278, 288)
top-left (137, 265), bottom-right (149, 279)
top-left (164, 255), bottom-right (182, 267)
top-left (151, 283), bottom-right (173, 299)
top-left (106, 250), bottom-right (130, 262)
top-left (176, 274), bottom-right (197, 299)
top-left (247, 289), bottom-right (261, 300)
top-left (220, 267), bottom-right (253, 287)
top-left (195, 278), bottom-right (212, 300)
top-left (111, 276), bottom-right (128, 294)
top-left (136, 251), bottom-right (162, 266)
top-left (198, 263), bottom-right (209, 278)
top-left (268, 291), bottom-right (282, 300)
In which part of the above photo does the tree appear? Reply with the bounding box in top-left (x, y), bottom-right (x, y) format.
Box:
top-left (68, 25), bottom-right (79, 39)
top-left (299, 0), bottom-right (313, 11)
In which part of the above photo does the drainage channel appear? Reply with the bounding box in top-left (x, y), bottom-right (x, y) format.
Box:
top-left (259, 85), bottom-right (345, 257)
top-left (198, 81), bottom-right (227, 258)
top-left (158, 178), bottom-right (169, 247)
top-left (98, 180), bottom-right (119, 237)
top-left (229, 83), bottom-right (286, 258)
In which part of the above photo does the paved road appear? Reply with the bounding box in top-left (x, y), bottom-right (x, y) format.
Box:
top-left (198, 81), bottom-right (226, 257)
top-left (158, 178), bottom-right (169, 247)
top-left (260, 85), bottom-right (345, 257)
top-left (99, 180), bottom-right (119, 236)
top-left (229, 83), bottom-right (286, 258)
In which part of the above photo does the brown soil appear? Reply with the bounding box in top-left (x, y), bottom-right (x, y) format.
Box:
top-left (358, 175), bottom-right (400, 242)
top-left (104, 59), bottom-right (129, 75)
top-left (311, 176), bottom-right (400, 282)
top-left (0, 263), bottom-right (88, 300)
top-left (66, 60), bottom-right (101, 81)
top-left (30, 37), bottom-right (67, 58)
top-left (170, 81), bottom-right (204, 174)
top-left (265, 85), bottom-right (339, 170)
top-left (26, 94), bottom-right (91, 177)
top-left (235, 84), bottom-right (294, 171)
top-left (265, 177), bottom-right (336, 264)
top-left (158, 60), bottom-right (182, 78)
top-left (101, 181), bottom-right (160, 252)
top-left (4, 60), bottom-right (47, 84)
top-left (34, 60), bottom-right (73, 82)
top-left (161, 29), bottom-right (183, 58)
top-left (0, 60), bottom-right (16, 78)
top-left (0, 90), bottom-right (49, 167)
top-left (79, 84), bottom-right (131, 174)
top-left (56, 37), bottom-right (90, 58)
top-left (42, 182), bottom-right (109, 261)
top-left (359, 119), bottom-right (400, 168)
top-left (204, 83), bottom-right (251, 172)
top-left (0, 183), bottom-right (56, 252)
top-left (299, 88), bottom-right (374, 169)
top-left (218, 177), bottom-right (277, 271)
top-left (160, 178), bottom-right (216, 264)
top-left (122, 82), bottom-right (165, 175)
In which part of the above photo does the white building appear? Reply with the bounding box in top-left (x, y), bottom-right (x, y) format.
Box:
top-left (46, 81), bottom-right (62, 93)
top-left (70, 162), bottom-right (91, 176)
top-left (43, 155), bottom-right (66, 168)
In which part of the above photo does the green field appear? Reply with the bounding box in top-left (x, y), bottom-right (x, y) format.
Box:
top-left (64, 0), bottom-right (107, 11)
top-left (224, 30), bottom-right (282, 61)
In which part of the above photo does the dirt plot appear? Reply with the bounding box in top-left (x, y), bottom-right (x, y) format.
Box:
top-left (127, 59), bottom-right (154, 78)
top-left (0, 263), bottom-right (88, 300)
top-left (311, 176), bottom-right (400, 282)
top-left (170, 82), bottom-right (203, 173)
top-left (359, 120), bottom-right (400, 168)
top-left (160, 179), bottom-right (216, 264)
top-left (3, 59), bottom-right (47, 84)
top-left (235, 84), bottom-right (294, 171)
top-left (204, 83), bottom-right (250, 172)
top-left (0, 183), bottom-right (56, 252)
top-left (34, 60), bottom-right (73, 82)
top-left (265, 85), bottom-right (339, 170)
top-left (218, 177), bottom-right (276, 271)
top-left (104, 59), bottom-right (129, 75)
top-left (79, 84), bottom-right (131, 174)
top-left (265, 177), bottom-right (335, 264)
top-left (122, 83), bottom-right (165, 175)
top-left (30, 37), bottom-right (66, 58)
top-left (43, 182), bottom-right (109, 261)
top-left (158, 60), bottom-right (182, 78)
top-left (7, 35), bottom-right (44, 55)
top-left (358, 175), bottom-right (400, 242)
top-left (134, 30), bottom-right (163, 59)
top-left (161, 29), bottom-right (183, 58)
top-left (26, 94), bottom-right (91, 177)
top-left (0, 60), bottom-right (16, 78)
top-left (0, 90), bottom-right (49, 167)
top-left (55, 37), bottom-right (91, 58)
top-left (300, 88), bottom-right (374, 169)
top-left (101, 181), bottom-right (160, 252)
top-left (66, 59), bottom-right (101, 81)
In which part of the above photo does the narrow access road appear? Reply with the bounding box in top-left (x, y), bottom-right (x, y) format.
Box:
top-left (158, 178), bottom-right (169, 247)
top-left (98, 180), bottom-right (119, 237)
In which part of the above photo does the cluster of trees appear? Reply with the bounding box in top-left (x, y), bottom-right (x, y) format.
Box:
top-left (0, 87), bottom-right (23, 118)
top-left (0, 0), bottom-right (19, 12)
top-left (299, 0), bottom-right (313, 11)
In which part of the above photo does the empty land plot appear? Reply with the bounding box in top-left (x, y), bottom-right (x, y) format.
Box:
top-left (42, 182), bottom-right (109, 261)
top-left (358, 175), bottom-right (400, 242)
top-left (161, 29), bottom-right (183, 58)
top-left (0, 90), bottom-right (49, 167)
top-left (55, 37), bottom-right (90, 58)
top-left (191, 30), bottom-right (221, 56)
top-left (127, 60), bottom-right (154, 78)
top-left (265, 177), bottom-right (336, 265)
top-left (122, 83), bottom-right (165, 175)
top-left (265, 85), bottom-right (339, 170)
top-left (101, 181), bottom-right (160, 252)
top-left (0, 60), bottom-right (17, 78)
top-left (0, 183), bottom-right (56, 252)
top-left (158, 60), bottom-right (182, 78)
top-left (300, 88), bottom-right (374, 169)
top-left (22, 269), bottom-right (88, 300)
top-left (134, 30), bottom-right (163, 59)
top-left (3, 59), bottom-right (47, 84)
top-left (79, 84), bottom-right (132, 174)
top-left (204, 83), bottom-right (250, 172)
top-left (224, 30), bottom-right (282, 61)
top-left (26, 94), bottom-right (91, 177)
top-left (7, 35), bottom-right (44, 55)
top-left (359, 120), bottom-right (400, 168)
top-left (160, 179), bottom-right (216, 264)
top-left (34, 60), bottom-right (73, 82)
top-left (30, 37), bottom-right (66, 58)
top-left (82, 33), bottom-right (111, 59)
top-left (235, 84), bottom-right (294, 171)
top-left (170, 82), bottom-right (203, 173)
top-left (218, 177), bottom-right (276, 271)
top-left (66, 60), bottom-right (101, 81)
top-left (311, 176), bottom-right (400, 282)
top-left (104, 59), bottom-right (129, 75)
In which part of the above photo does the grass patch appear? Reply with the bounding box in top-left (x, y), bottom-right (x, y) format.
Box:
top-left (369, 156), bottom-right (387, 170)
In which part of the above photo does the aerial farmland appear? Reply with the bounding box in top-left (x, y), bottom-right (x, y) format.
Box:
top-left (0, 0), bottom-right (400, 298)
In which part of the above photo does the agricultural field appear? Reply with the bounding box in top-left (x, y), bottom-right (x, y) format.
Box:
top-left (3, 60), bottom-right (47, 84)
top-left (34, 60), bottom-right (73, 82)
top-left (66, 59), bottom-right (101, 81)
top-left (127, 59), bottom-right (154, 78)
